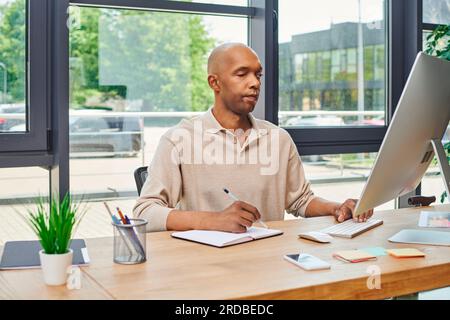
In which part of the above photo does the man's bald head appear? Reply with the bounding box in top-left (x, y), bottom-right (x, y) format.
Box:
top-left (206, 42), bottom-right (262, 115)
top-left (207, 43), bottom-right (259, 75)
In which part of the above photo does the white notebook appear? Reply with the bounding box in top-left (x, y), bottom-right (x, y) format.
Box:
top-left (171, 227), bottom-right (283, 247)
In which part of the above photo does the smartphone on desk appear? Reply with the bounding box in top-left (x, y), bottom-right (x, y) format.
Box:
top-left (284, 253), bottom-right (331, 271)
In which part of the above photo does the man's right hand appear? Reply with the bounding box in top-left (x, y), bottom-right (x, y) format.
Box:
top-left (215, 201), bottom-right (261, 233)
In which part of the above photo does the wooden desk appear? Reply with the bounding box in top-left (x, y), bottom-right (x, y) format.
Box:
top-left (0, 268), bottom-right (112, 300)
top-left (1, 205), bottom-right (450, 300)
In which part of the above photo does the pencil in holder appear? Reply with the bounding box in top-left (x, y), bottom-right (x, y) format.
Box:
top-left (112, 218), bottom-right (147, 264)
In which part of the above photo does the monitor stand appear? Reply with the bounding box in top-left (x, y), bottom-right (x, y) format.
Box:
top-left (389, 139), bottom-right (450, 247)
top-left (431, 139), bottom-right (450, 202)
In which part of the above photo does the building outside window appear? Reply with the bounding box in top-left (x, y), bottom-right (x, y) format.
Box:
top-left (279, 8), bottom-right (387, 127)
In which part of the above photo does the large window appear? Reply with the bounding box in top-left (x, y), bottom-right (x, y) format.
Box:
top-left (0, 167), bottom-right (49, 244)
top-left (0, 0), bottom-right (255, 240)
top-left (68, 5), bottom-right (248, 197)
top-left (0, 167), bottom-right (119, 244)
top-left (421, 0), bottom-right (449, 206)
top-left (279, 0), bottom-right (387, 128)
top-left (0, 1), bottom-right (434, 240)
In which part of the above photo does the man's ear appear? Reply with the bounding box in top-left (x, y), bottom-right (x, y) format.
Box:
top-left (208, 74), bottom-right (220, 91)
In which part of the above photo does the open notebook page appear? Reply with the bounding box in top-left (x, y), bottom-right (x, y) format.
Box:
top-left (244, 227), bottom-right (283, 239)
top-left (171, 227), bottom-right (282, 247)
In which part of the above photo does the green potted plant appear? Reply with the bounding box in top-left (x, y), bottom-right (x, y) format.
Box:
top-left (26, 193), bottom-right (87, 286)
top-left (424, 24), bottom-right (450, 203)
top-left (425, 24), bottom-right (450, 60)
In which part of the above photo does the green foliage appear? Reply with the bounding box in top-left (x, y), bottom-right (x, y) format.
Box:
top-left (441, 191), bottom-right (448, 203)
top-left (425, 24), bottom-right (450, 61)
top-left (69, 7), bottom-right (102, 107)
top-left (0, 3), bottom-right (216, 109)
top-left (188, 15), bottom-right (215, 111)
top-left (26, 194), bottom-right (87, 255)
top-left (69, 7), bottom-right (216, 111)
top-left (0, 0), bottom-right (26, 103)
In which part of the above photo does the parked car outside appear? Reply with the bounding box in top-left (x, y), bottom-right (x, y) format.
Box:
top-left (0, 104), bottom-right (26, 132)
top-left (285, 115), bottom-right (345, 127)
top-left (361, 115), bottom-right (385, 126)
top-left (7, 108), bottom-right (144, 157)
top-left (69, 110), bottom-right (143, 157)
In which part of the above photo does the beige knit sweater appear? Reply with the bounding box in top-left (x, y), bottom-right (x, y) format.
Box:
top-left (133, 108), bottom-right (316, 232)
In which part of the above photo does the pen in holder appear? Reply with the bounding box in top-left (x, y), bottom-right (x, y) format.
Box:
top-left (112, 218), bottom-right (147, 264)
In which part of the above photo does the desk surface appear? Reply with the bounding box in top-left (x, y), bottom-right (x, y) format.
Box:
top-left (1, 204), bottom-right (450, 300)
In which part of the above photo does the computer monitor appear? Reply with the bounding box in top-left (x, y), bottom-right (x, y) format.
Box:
top-left (353, 52), bottom-right (450, 217)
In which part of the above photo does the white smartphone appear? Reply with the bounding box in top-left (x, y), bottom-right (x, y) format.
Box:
top-left (284, 253), bottom-right (331, 271)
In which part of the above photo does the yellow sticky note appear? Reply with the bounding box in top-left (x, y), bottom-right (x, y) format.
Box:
top-left (386, 248), bottom-right (425, 258)
top-left (333, 250), bottom-right (376, 263)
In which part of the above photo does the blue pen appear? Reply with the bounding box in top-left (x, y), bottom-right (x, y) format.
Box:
top-left (124, 215), bottom-right (145, 256)
top-left (103, 202), bottom-right (133, 254)
top-left (111, 215), bottom-right (122, 225)
top-left (104, 202), bottom-right (122, 225)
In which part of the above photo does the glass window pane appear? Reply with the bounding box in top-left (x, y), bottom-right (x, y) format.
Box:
top-left (68, 6), bottom-right (247, 225)
top-left (0, 167), bottom-right (115, 242)
top-left (0, 167), bottom-right (49, 244)
top-left (423, 0), bottom-right (450, 25)
top-left (0, 0), bottom-right (26, 133)
top-left (422, 121), bottom-right (450, 205)
top-left (279, 0), bottom-right (387, 128)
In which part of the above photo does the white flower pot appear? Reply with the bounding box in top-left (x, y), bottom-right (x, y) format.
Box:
top-left (39, 249), bottom-right (73, 286)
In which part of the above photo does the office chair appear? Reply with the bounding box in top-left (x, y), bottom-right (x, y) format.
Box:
top-left (134, 166), bottom-right (148, 196)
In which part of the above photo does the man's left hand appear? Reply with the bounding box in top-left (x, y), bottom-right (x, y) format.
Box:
top-left (334, 199), bottom-right (373, 223)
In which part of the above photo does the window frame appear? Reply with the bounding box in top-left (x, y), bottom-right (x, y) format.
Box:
top-left (70, 0), bottom-right (254, 16)
top-left (272, 0), bottom-right (390, 155)
top-left (422, 23), bottom-right (442, 31)
top-left (60, 0), bottom-right (256, 197)
top-left (0, 0), bottom-right (426, 203)
top-left (269, 0), bottom-right (423, 156)
top-left (0, 0), bottom-right (49, 153)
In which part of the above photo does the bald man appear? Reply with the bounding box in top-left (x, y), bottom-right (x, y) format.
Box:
top-left (133, 43), bottom-right (373, 233)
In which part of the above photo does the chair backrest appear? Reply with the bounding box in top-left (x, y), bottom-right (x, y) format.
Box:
top-left (134, 166), bottom-right (148, 196)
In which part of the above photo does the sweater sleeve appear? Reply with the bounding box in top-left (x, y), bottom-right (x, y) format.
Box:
top-left (285, 138), bottom-right (317, 218)
top-left (133, 135), bottom-right (182, 232)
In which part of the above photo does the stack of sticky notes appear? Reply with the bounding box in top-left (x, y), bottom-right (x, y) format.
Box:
top-left (386, 248), bottom-right (425, 258)
top-left (360, 247), bottom-right (387, 256)
top-left (333, 250), bottom-right (377, 263)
